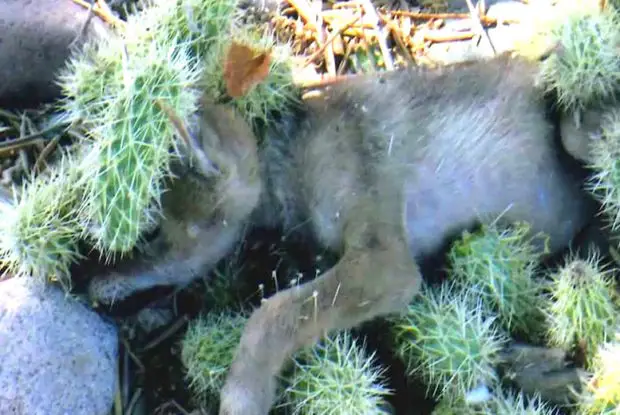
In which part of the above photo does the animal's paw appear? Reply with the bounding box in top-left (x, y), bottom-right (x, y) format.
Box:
top-left (88, 273), bottom-right (136, 305)
top-left (218, 370), bottom-right (276, 415)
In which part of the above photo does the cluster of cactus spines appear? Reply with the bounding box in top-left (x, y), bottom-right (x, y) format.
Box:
top-left (126, 0), bottom-right (299, 128)
top-left (391, 282), bottom-right (509, 403)
top-left (57, 35), bottom-right (126, 124)
top-left (201, 26), bottom-right (300, 129)
top-left (447, 223), bottom-right (547, 339)
top-left (433, 389), bottom-right (559, 415)
top-left (0, 149), bottom-right (85, 289)
top-left (587, 109), bottom-right (620, 232)
top-left (282, 330), bottom-right (392, 415)
top-left (58, 20), bottom-right (204, 259)
top-left (125, 0), bottom-right (239, 60)
top-left (544, 251), bottom-right (619, 367)
top-left (537, 7), bottom-right (620, 111)
top-left (79, 40), bottom-right (203, 258)
top-left (59, 0), bottom-right (238, 123)
top-left (578, 333), bottom-right (620, 414)
top-left (180, 310), bottom-right (247, 408)
top-left (488, 390), bottom-right (559, 415)
top-left (54, 0), bottom-right (297, 259)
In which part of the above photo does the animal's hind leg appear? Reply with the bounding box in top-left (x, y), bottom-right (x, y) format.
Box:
top-left (218, 193), bottom-right (422, 415)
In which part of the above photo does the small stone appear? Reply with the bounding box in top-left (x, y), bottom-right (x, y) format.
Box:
top-left (0, 0), bottom-right (109, 109)
top-left (0, 277), bottom-right (118, 415)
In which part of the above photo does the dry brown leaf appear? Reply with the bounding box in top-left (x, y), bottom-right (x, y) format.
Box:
top-left (223, 41), bottom-right (272, 98)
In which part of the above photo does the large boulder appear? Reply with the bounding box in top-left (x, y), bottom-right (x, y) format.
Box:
top-left (0, 277), bottom-right (118, 415)
top-left (0, 0), bottom-right (108, 109)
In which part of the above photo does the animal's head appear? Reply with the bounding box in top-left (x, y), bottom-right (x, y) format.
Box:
top-left (85, 101), bottom-right (265, 305)
top-left (163, 99), bottom-right (263, 228)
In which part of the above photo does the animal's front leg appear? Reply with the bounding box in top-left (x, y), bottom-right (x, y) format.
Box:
top-left (88, 221), bottom-right (243, 304)
top-left (218, 220), bottom-right (422, 415)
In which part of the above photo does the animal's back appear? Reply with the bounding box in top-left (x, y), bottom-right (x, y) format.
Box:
top-left (293, 55), bottom-right (595, 257)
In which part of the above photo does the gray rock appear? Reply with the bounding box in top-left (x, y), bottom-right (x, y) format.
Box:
top-left (0, 0), bottom-right (109, 109)
top-left (0, 277), bottom-right (118, 415)
top-left (499, 343), bottom-right (585, 406)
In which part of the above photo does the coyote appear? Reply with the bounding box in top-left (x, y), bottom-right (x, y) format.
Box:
top-left (88, 53), bottom-right (596, 414)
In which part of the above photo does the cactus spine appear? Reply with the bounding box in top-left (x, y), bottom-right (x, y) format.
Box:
top-left (391, 282), bottom-right (509, 403)
top-left (447, 223), bottom-right (547, 340)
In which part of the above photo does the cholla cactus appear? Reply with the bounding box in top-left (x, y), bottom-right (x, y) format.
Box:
top-left (488, 390), bottom-right (559, 415)
top-left (447, 223), bottom-right (547, 339)
top-left (59, 29), bottom-right (203, 258)
top-left (0, 149), bottom-right (84, 289)
top-left (538, 8), bottom-right (620, 111)
top-left (282, 330), bottom-right (392, 415)
top-left (544, 252), bottom-right (619, 367)
top-left (201, 26), bottom-right (299, 128)
top-left (124, 0), bottom-right (239, 59)
top-left (180, 311), bottom-right (247, 407)
top-left (59, 0), bottom-right (240, 123)
top-left (127, 0), bottom-right (299, 128)
top-left (433, 389), bottom-right (559, 414)
top-left (588, 109), bottom-right (620, 232)
top-left (55, 0), bottom-right (296, 258)
top-left (81, 41), bottom-right (202, 257)
top-left (391, 282), bottom-right (509, 403)
top-left (578, 334), bottom-right (620, 414)
top-left (57, 35), bottom-right (125, 124)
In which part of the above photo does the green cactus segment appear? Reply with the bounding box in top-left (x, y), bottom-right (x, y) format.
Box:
top-left (57, 36), bottom-right (125, 124)
top-left (126, 0), bottom-right (299, 128)
top-left (126, 0), bottom-right (238, 59)
top-left (78, 40), bottom-right (202, 256)
top-left (181, 311), bottom-right (247, 402)
top-left (391, 283), bottom-right (509, 403)
top-left (0, 151), bottom-right (84, 288)
top-left (59, 26), bottom-right (203, 257)
top-left (201, 28), bottom-right (300, 128)
top-left (433, 389), bottom-right (559, 415)
top-left (55, 0), bottom-right (294, 257)
top-left (447, 223), bottom-right (547, 339)
top-left (579, 335), bottom-right (620, 414)
top-left (538, 8), bottom-right (620, 111)
top-left (544, 253), bottom-right (619, 367)
top-left (283, 331), bottom-right (392, 415)
top-left (60, 0), bottom-right (238, 123)
top-left (588, 110), bottom-right (620, 231)
top-left (488, 391), bottom-right (559, 415)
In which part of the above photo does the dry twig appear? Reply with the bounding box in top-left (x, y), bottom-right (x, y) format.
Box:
top-left (71, 0), bottom-right (126, 28)
top-left (303, 14), bottom-right (363, 66)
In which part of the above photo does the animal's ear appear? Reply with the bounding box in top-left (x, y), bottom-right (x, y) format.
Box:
top-left (196, 100), bottom-right (260, 172)
top-left (156, 98), bottom-right (221, 177)
top-left (559, 108), bottom-right (604, 164)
